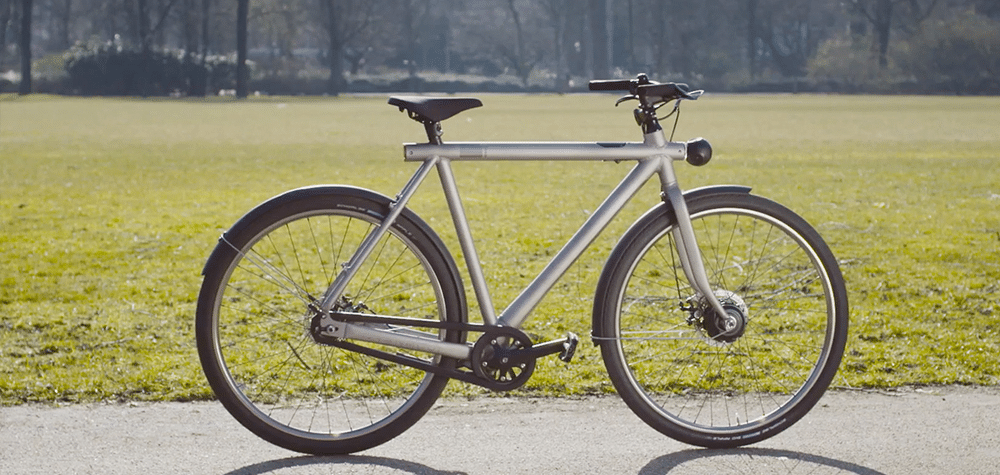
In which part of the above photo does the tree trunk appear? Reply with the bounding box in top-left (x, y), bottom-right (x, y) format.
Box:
top-left (182, 0), bottom-right (196, 95)
top-left (325, 0), bottom-right (344, 95)
top-left (506, 0), bottom-right (530, 86)
top-left (588, 0), bottom-right (609, 79)
top-left (747, 0), bottom-right (758, 78)
top-left (625, 0), bottom-right (634, 73)
top-left (554, 3), bottom-right (567, 91)
top-left (1, 0), bottom-right (14, 74)
top-left (56, 0), bottom-right (71, 51)
top-left (404, 0), bottom-right (418, 90)
top-left (873, 0), bottom-right (893, 68)
top-left (198, 0), bottom-right (209, 95)
top-left (18, 0), bottom-right (31, 95)
top-left (236, 0), bottom-right (248, 98)
top-left (137, 0), bottom-right (151, 96)
top-left (654, 0), bottom-right (667, 77)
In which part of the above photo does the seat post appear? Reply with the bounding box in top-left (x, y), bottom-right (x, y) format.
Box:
top-left (423, 120), bottom-right (443, 145)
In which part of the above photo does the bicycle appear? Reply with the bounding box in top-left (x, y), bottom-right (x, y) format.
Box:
top-left (195, 74), bottom-right (848, 455)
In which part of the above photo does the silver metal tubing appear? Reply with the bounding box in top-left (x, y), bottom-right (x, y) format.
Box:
top-left (320, 134), bottom-right (729, 359)
top-left (404, 141), bottom-right (687, 162)
top-left (643, 131), bottom-right (729, 319)
top-left (319, 156), bottom-right (440, 312)
top-left (436, 158), bottom-right (498, 325)
top-left (340, 322), bottom-right (471, 360)
top-left (498, 156), bottom-right (663, 328)
top-left (663, 182), bottom-right (729, 320)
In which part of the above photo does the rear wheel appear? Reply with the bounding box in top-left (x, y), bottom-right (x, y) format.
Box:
top-left (196, 187), bottom-right (466, 454)
top-left (595, 192), bottom-right (848, 448)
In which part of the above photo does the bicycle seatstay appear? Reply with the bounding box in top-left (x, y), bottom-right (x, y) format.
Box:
top-left (318, 156), bottom-right (440, 313)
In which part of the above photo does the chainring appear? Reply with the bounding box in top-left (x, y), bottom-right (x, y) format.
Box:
top-left (470, 328), bottom-right (536, 390)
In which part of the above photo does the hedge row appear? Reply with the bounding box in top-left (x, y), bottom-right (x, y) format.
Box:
top-left (61, 42), bottom-right (238, 96)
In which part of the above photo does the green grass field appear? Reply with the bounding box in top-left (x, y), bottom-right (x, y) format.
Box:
top-left (2, 92), bottom-right (999, 404)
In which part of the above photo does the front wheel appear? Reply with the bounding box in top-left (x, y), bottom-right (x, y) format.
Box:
top-left (594, 192), bottom-right (848, 448)
top-left (196, 186), bottom-right (466, 455)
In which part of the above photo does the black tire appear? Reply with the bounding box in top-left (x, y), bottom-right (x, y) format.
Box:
top-left (594, 192), bottom-right (848, 448)
top-left (196, 186), bottom-right (466, 455)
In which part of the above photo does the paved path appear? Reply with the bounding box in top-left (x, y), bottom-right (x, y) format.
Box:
top-left (2, 386), bottom-right (998, 474)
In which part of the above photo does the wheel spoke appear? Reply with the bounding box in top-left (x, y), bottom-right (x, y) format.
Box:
top-left (599, 194), bottom-right (847, 448)
top-left (197, 192), bottom-right (464, 454)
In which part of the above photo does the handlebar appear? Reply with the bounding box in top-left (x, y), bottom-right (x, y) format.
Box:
top-left (588, 74), bottom-right (702, 105)
top-left (588, 79), bottom-right (635, 92)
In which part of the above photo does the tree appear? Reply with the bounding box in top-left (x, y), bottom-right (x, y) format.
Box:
top-left (500, 0), bottom-right (538, 86)
top-left (317, 0), bottom-right (379, 94)
top-left (748, 0), bottom-right (832, 77)
top-left (55, 0), bottom-right (72, 50)
top-left (540, 0), bottom-right (569, 90)
top-left (747, 0), bottom-right (758, 77)
top-left (236, 0), bottom-right (248, 97)
top-left (0, 0), bottom-right (13, 73)
top-left (18, 0), bottom-right (30, 94)
top-left (181, 0), bottom-right (196, 92)
top-left (588, 0), bottom-right (610, 78)
top-left (896, 12), bottom-right (1000, 93)
top-left (851, 0), bottom-right (940, 67)
top-left (197, 0), bottom-right (210, 96)
top-left (119, 0), bottom-right (182, 96)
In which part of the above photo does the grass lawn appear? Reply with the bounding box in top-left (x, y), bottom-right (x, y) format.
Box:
top-left (1, 92), bottom-right (999, 403)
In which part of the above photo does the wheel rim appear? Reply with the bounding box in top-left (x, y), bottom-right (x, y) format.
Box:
top-left (207, 208), bottom-right (449, 442)
top-left (614, 206), bottom-right (840, 436)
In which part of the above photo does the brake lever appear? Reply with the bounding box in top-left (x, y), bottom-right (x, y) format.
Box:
top-left (615, 95), bottom-right (638, 107)
top-left (684, 89), bottom-right (705, 100)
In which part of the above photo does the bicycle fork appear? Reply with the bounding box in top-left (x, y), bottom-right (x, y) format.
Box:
top-left (648, 133), bottom-right (731, 321)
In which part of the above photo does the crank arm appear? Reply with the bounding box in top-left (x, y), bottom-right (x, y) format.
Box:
top-left (510, 333), bottom-right (580, 364)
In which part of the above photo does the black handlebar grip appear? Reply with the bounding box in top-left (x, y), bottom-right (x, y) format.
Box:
top-left (589, 79), bottom-right (633, 91)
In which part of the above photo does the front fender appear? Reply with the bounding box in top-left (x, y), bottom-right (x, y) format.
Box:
top-left (680, 185), bottom-right (752, 203)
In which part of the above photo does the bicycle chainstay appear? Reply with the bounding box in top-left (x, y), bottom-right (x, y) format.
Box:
top-left (311, 312), bottom-right (578, 392)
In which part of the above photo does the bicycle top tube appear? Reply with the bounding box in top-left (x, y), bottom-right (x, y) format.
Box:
top-left (401, 141), bottom-right (688, 163)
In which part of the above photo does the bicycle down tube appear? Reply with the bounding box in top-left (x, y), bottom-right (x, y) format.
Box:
top-left (315, 134), bottom-right (729, 359)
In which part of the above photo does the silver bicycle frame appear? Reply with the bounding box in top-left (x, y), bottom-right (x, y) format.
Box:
top-left (317, 132), bottom-right (726, 361)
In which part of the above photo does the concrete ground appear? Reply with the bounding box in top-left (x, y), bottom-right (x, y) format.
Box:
top-left (2, 386), bottom-right (998, 474)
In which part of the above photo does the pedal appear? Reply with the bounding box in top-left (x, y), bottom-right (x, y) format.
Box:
top-left (516, 332), bottom-right (580, 363)
top-left (559, 332), bottom-right (579, 363)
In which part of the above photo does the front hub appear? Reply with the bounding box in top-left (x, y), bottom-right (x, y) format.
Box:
top-left (692, 290), bottom-right (748, 344)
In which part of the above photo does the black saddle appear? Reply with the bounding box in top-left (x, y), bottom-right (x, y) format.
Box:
top-left (388, 96), bottom-right (483, 123)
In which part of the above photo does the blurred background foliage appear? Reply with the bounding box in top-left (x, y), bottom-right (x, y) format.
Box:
top-left (1, 0), bottom-right (998, 96)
